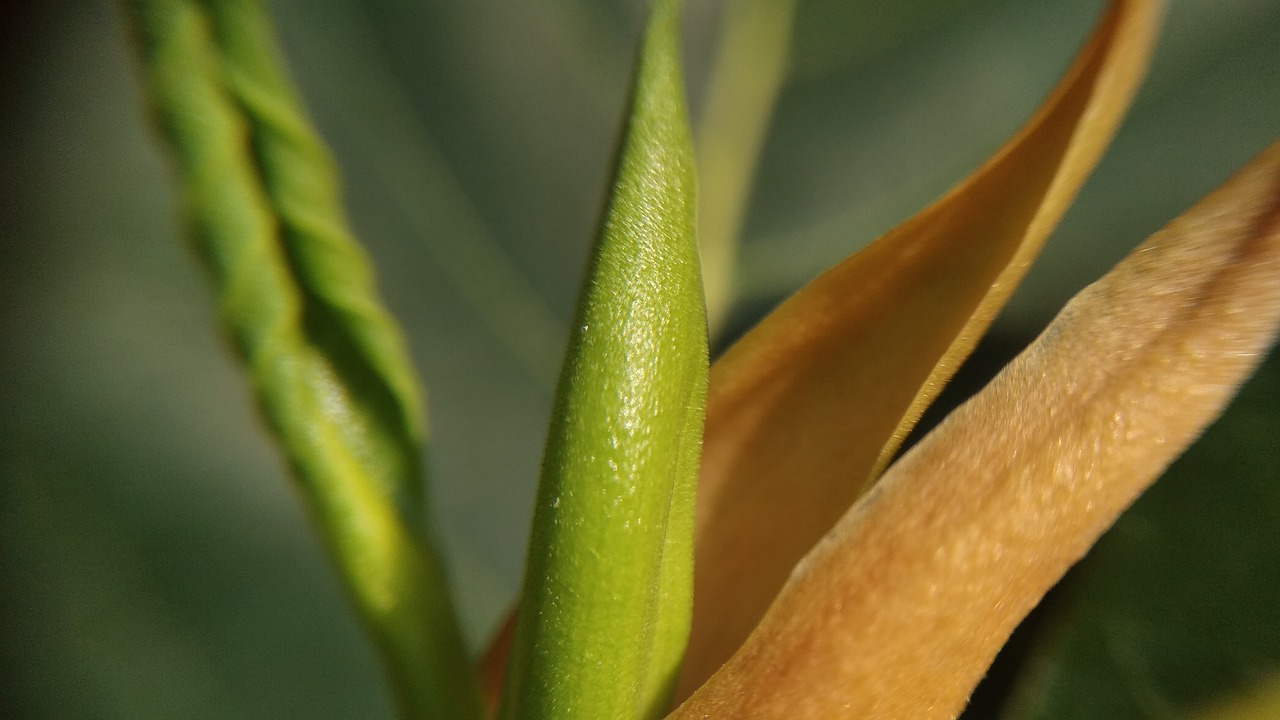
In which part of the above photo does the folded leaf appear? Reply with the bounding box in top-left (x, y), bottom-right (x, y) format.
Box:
top-left (669, 140), bottom-right (1280, 720)
top-left (495, 0), bottom-right (708, 718)
top-left (679, 0), bottom-right (1163, 693)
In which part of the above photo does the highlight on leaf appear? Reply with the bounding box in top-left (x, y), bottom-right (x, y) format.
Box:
top-left (495, 0), bottom-right (707, 718)
top-left (696, 0), bottom-right (798, 337)
top-left (678, 0), bottom-right (1164, 694)
top-left (1191, 675), bottom-right (1280, 720)
top-left (669, 139), bottom-right (1280, 720)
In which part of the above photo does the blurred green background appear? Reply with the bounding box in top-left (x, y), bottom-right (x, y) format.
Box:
top-left (1, 0), bottom-right (1277, 717)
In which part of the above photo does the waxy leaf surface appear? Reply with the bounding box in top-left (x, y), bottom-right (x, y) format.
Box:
top-left (497, 1), bottom-right (708, 718)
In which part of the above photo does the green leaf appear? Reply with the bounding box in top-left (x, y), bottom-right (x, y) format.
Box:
top-left (496, 0), bottom-right (707, 717)
top-left (1001, 351), bottom-right (1280, 720)
top-left (122, 1), bottom-right (479, 718)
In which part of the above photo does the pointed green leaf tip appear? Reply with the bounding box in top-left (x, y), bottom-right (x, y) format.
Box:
top-left (497, 0), bottom-right (707, 718)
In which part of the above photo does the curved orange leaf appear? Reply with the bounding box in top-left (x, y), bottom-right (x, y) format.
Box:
top-left (679, 0), bottom-right (1163, 694)
top-left (670, 140), bottom-right (1280, 720)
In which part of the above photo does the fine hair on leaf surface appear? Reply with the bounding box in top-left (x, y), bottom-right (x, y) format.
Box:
top-left (669, 139), bottom-right (1280, 720)
top-left (496, 0), bottom-right (708, 718)
top-left (677, 0), bottom-right (1163, 692)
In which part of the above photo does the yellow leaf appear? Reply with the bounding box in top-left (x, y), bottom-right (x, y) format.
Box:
top-left (1191, 674), bottom-right (1280, 720)
top-left (669, 140), bottom-right (1280, 720)
top-left (679, 0), bottom-right (1163, 694)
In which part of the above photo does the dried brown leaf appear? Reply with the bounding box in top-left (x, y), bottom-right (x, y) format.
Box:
top-left (669, 140), bottom-right (1280, 720)
top-left (680, 0), bottom-right (1164, 693)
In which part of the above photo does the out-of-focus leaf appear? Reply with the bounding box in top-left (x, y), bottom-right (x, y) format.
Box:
top-left (290, 0), bottom-right (564, 386)
top-left (696, 0), bottom-right (797, 337)
top-left (495, 0), bottom-right (707, 718)
top-left (669, 140), bottom-right (1280, 720)
top-left (123, 0), bottom-right (479, 717)
top-left (679, 0), bottom-right (1163, 693)
top-left (1000, 339), bottom-right (1280, 720)
top-left (1191, 675), bottom-right (1280, 720)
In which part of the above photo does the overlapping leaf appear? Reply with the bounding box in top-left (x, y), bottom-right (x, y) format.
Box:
top-left (678, 0), bottom-right (1164, 692)
top-left (670, 139), bottom-right (1280, 720)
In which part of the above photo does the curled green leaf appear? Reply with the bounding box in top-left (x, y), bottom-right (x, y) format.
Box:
top-left (123, 1), bottom-right (478, 717)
